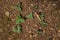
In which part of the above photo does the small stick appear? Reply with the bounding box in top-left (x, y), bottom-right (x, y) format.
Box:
top-left (34, 12), bottom-right (41, 21)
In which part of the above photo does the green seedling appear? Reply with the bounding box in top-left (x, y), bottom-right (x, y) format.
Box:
top-left (26, 12), bottom-right (34, 19)
top-left (37, 29), bottom-right (43, 34)
top-left (16, 2), bottom-right (22, 11)
top-left (39, 12), bottom-right (48, 27)
top-left (16, 15), bottom-right (25, 24)
top-left (33, 5), bottom-right (39, 9)
top-left (41, 21), bottom-right (48, 27)
top-left (12, 25), bottom-right (22, 33)
top-left (39, 12), bottom-right (45, 17)
top-left (39, 12), bottom-right (45, 20)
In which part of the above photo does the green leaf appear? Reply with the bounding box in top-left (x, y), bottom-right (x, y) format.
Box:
top-left (16, 2), bottom-right (22, 11)
top-left (41, 21), bottom-right (48, 27)
top-left (26, 12), bottom-right (33, 19)
top-left (17, 25), bottom-right (22, 33)
top-left (16, 7), bottom-right (22, 11)
top-left (39, 12), bottom-right (45, 21)
top-left (13, 27), bottom-right (17, 32)
top-left (37, 29), bottom-right (43, 34)
top-left (16, 15), bottom-right (25, 24)
top-left (33, 5), bottom-right (38, 9)
top-left (40, 16), bottom-right (44, 21)
top-left (16, 18), bottom-right (20, 24)
top-left (12, 25), bottom-right (22, 33)
top-left (19, 18), bottom-right (25, 23)
top-left (17, 2), bottom-right (22, 7)
top-left (39, 13), bottom-right (45, 17)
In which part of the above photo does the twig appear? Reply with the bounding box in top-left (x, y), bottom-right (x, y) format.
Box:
top-left (34, 12), bottom-right (41, 21)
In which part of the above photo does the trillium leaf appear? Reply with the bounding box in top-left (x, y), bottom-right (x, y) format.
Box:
top-left (26, 12), bottom-right (33, 19)
top-left (37, 29), bottom-right (43, 34)
top-left (12, 25), bottom-right (22, 33)
top-left (41, 21), bottom-right (48, 27)
top-left (16, 2), bottom-right (22, 11)
top-left (16, 18), bottom-right (20, 24)
top-left (17, 25), bottom-right (22, 33)
top-left (13, 27), bottom-right (17, 33)
top-left (16, 15), bottom-right (25, 24)
top-left (19, 18), bottom-right (25, 23)
top-left (33, 5), bottom-right (38, 9)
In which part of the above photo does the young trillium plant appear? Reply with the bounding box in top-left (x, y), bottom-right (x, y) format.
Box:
top-left (26, 12), bottom-right (34, 19)
top-left (16, 2), bottom-right (22, 11)
top-left (13, 25), bottom-right (22, 33)
top-left (39, 12), bottom-right (48, 27)
top-left (16, 15), bottom-right (25, 24)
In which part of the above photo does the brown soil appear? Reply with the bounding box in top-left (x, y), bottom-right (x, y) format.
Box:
top-left (0, 0), bottom-right (60, 40)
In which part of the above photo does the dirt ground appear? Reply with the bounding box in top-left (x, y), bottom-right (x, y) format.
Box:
top-left (0, 0), bottom-right (60, 40)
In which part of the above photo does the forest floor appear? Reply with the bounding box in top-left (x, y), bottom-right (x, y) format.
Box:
top-left (0, 0), bottom-right (60, 40)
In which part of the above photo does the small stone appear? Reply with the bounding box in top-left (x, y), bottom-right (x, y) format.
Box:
top-left (34, 34), bottom-right (37, 37)
top-left (31, 4), bottom-right (33, 6)
top-left (30, 35), bottom-right (32, 38)
top-left (5, 11), bottom-right (9, 17)
top-left (29, 31), bottom-right (32, 33)
top-left (43, 30), bottom-right (45, 33)
top-left (9, 38), bottom-right (12, 40)
top-left (34, 24), bottom-right (37, 27)
top-left (58, 30), bottom-right (60, 33)
top-left (52, 3), bottom-right (56, 6)
top-left (12, 19), bottom-right (14, 21)
top-left (50, 28), bottom-right (54, 30)
top-left (59, 0), bottom-right (60, 1)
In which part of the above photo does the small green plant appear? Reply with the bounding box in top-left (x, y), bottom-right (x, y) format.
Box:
top-left (16, 2), bottom-right (22, 11)
top-left (12, 25), bottom-right (22, 33)
top-left (33, 5), bottom-right (39, 9)
top-left (39, 12), bottom-right (48, 27)
top-left (26, 12), bottom-right (34, 19)
top-left (37, 29), bottom-right (43, 34)
top-left (41, 21), bottom-right (48, 27)
top-left (16, 15), bottom-right (25, 24)
top-left (39, 12), bottom-right (45, 20)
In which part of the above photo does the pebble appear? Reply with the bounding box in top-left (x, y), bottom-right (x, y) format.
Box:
top-left (34, 34), bottom-right (37, 37)
top-left (43, 30), bottom-right (45, 33)
top-left (52, 3), bottom-right (56, 6)
top-left (5, 11), bottom-right (9, 17)
top-left (29, 31), bottom-right (32, 33)
top-left (30, 35), bottom-right (32, 38)
top-left (34, 24), bottom-right (38, 27)
top-left (58, 30), bottom-right (60, 33)
top-left (50, 28), bottom-right (54, 30)
top-left (31, 4), bottom-right (33, 6)
top-left (11, 19), bottom-right (15, 21)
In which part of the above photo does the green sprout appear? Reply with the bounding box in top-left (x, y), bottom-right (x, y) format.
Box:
top-left (16, 15), bottom-right (25, 24)
top-left (39, 12), bottom-right (45, 17)
top-left (16, 2), bottom-right (22, 11)
top-left (37, 29), bottom-right (43, 34)
top-left (39, 12), bottom-right (48, 27)
top-left (26, 12), bottom-right (34, 19)
top-left (39, 12), bottom-right (45, 20)
top-left (12, 25), bottom-right (22, 33)
top-left (33, 5), bottom-right (39, 9)
top-left (41, 21), bottom-right (48, 27)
